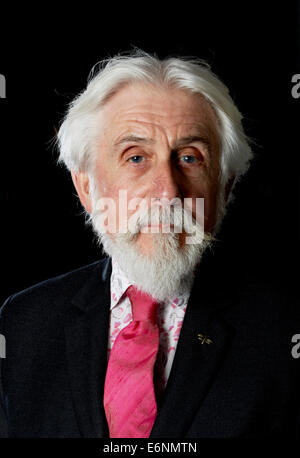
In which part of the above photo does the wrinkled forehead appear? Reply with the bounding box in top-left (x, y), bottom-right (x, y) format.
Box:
top-left (95, 81), bottom-right (220, 144)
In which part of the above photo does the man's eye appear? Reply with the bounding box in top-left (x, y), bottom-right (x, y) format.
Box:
top-left (128, 155), bottom-right (144, 163)
top-left (180, 155), bottom-right (198, 164)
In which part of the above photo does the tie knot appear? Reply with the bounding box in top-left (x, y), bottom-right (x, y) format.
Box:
top-left (126, 285), bottom-right (159, 323)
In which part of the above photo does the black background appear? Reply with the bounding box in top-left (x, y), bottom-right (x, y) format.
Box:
top-left (1, 3), bottom-right (299, 303)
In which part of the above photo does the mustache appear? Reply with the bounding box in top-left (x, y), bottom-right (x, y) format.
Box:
top-left (127, 202), bottom-right (202, 235)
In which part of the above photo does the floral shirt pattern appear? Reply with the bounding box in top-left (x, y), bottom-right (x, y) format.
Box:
top-left (108, 258), bottom-right (190, 399)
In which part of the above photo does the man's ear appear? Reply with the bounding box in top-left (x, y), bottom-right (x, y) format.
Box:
top-left (224, 175), bottom-right (236, 203)
top-left (71, 171), bottom-right (93, 214)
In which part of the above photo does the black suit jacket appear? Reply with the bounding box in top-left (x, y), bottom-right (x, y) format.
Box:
top-left (0, 252), bottom-right (299, 438)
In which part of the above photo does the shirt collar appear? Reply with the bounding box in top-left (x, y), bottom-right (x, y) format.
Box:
top-left (110, 257), bottom-right (191, 311)
top-left (110, 258), bottom-right (133, 311)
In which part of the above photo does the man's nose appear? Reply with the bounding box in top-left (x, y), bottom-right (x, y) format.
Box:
top-left (151, 161), bottom-right (181, 200)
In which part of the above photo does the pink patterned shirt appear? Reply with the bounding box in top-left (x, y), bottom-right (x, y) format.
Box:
top-left (108, 258), bottom-right (190, 399)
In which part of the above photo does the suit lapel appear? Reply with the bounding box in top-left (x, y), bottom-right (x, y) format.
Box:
top-left (150, 251), bottom-right (237, 437)
top-left (64, 250), bottom-right (238, 438)
top-left (64, 257), bottom-right (111, 437)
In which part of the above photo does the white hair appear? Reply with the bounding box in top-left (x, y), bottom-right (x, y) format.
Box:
top-left (56, 49), bottom-right (253, 198)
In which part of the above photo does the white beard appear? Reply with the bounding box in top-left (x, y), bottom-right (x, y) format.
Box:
top-left (99, 230), bottom-right (214, 302)
top-left (88, 185), bottom-right (220, 302)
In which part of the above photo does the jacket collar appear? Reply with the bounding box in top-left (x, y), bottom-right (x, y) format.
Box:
top-left (70, 257), bottom-right (112, 312)
top-left (64, 256), bottom-right (112, 437)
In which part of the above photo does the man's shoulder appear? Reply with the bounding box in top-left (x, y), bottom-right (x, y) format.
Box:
top-left (0, 257), bottom-right (110, 320)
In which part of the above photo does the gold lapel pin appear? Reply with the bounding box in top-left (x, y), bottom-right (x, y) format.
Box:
top-left (197, 333), bottom-right (213, 345)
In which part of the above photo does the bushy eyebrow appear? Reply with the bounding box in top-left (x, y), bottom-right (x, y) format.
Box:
top-left (114, 135), bottom-right (154, 147)
top-left (172, 135), bottom-right (210, 150)
top-left (113, 134), bottom-right (210, 151)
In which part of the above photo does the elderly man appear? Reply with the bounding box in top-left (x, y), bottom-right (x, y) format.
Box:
top-left (0, 50), bottom-right (299, 439)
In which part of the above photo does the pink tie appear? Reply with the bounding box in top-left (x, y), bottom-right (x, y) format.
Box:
top-left (103, 285), bottom-right (160, 438)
